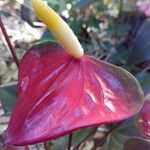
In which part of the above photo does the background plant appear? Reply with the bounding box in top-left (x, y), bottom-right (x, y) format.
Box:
top-left (0, 0), bottom-right (150, 149)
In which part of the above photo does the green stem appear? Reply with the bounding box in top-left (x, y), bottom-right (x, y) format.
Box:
top-left (35, 144), bottom-right (39, 150)
top-left (44, 142), bottom-right (49, 150)
top-left (96, 121), bottom-right (123, 147)
top-left (73, 127), bottom-right (98, 150)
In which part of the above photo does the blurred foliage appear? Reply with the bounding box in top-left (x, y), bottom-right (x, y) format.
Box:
top-left (51, 127), bottom-right (95, 149)
top-left (136, 70), bottom-right (150, 96)
top-left (103, 118), bottom-right (141, 150)
top-left (0, 83), bottom-right (17, 115)
top-left (123, 137), bottom-right (150, 150)
top-left (0, 0), bottom-right (150, 149)
top-left (127, 19), bottom-right (150, 66)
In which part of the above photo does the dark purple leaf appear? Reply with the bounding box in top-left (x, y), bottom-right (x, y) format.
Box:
top-left (123, 137), bottom-right (150, 150)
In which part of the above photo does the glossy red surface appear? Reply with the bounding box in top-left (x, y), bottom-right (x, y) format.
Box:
top-left (137, 100), bottom-right (150, 138)
top-left (5, 42), bottom-right (144, 146)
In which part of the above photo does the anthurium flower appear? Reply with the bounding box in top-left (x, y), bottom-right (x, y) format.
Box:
top-left (137, 96), bottom-right (150, 139)
top-left (5, 0), bottom-right (144, 146)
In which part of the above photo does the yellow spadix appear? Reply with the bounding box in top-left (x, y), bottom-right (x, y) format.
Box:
top-left (31, 0), bottom-right (84, 58)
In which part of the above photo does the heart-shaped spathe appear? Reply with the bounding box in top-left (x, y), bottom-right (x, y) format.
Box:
top-left (5, 42), bottom-right (144, 146)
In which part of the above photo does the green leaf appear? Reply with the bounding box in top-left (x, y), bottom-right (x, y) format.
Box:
top-left (135, 71), bottom-right (150, 95)
top-left (87, 16), bottom-right (99, 29)
top-left (107, 44), bottom-right (127, 65)
top-left (105, 132), bottom-right (126, 150)
top-left (47, 0), bottom-right (66, 11)
top-left (72, 0), bottom-right (93, 9)
top-left (52, 136), bottom-right (68, 150)
top-left (123, 137), bottom-right (150, 150)
top-left (72, 127), bottom-right (95, 145)
top-left (103, 118), bottom-right (141, 150)
top-left (41, 29), bottom-right (56, 41)
top-left (47, 0), bottom-right (60, 6)
top-left (68, 16), bottom-right (82, 36)
top-left (127, 19), bottom-right (150, 66)
top-left (0, 82), bottom-right (17, 114)
top-left (52, 127), bottom-right (94, 150)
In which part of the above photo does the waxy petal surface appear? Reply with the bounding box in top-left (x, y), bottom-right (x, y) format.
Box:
top-left (5, 42), bottom-right (143, 146)
top-left (137, 100), bottom-right (150, 138)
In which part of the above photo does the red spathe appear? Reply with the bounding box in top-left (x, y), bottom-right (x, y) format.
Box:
top-left (5, 42), bottom-right (143, 146)
top-left (137, 100), bottom-right (150, 138)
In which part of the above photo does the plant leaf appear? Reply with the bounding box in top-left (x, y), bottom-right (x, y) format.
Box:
top-left (103, 118), bottom-right (141, 150)
top-left (52, 127), bottom-right (94, 150)
top-left (127, 19), bottom-right (150, 66)
top-left (72, 0), bottom-right (92, 9)
top-left (0, 83), bottom-right (17, 115)
top-left (123, 137), bottom-right (150, 150)
top-left (72, 127), bottom-right (95, 146)
top-left (135, 71), bottom-right (150, 95)
top-left (5, 42), bottom-right (144, 146)
top-left (52, 136), bottom-right (67, 150)
top-left (41, 29), bottom-right (55, 41)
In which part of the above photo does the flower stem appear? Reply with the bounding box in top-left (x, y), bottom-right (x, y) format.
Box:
top-left (0, 17), bottom-right (19, 68)
top-left (44, 142), bottom-right (49, 150)
top-left (35, 144), bottom-right (39, 150)
top-left (73, 127), bottom-right (98, 150)
top-left (96, 121), bottom-right (123, 147)
top-left (67, 133), bottom-right (73, 150)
